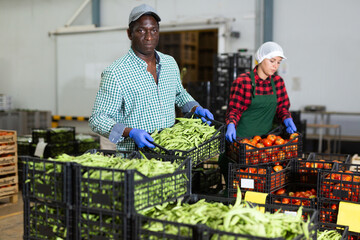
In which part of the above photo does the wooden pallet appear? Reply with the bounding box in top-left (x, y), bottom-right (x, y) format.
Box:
top-left (0, 130), bottom-right (18, 204)
top-left (0, 185), bottom-right (18, 204)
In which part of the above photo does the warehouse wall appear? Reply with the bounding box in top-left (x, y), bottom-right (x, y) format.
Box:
top-left (1, 0), bottom-right (360, 135)
top-left (273, 0), bottom-right (360, 136)
top-left (0, 0), bottom-right (256, 116)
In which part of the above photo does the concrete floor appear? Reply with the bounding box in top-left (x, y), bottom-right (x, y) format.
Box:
top-left (0, 192), bottom-right (23, 240)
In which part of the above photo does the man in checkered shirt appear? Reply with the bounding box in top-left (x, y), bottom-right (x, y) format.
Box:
top-left (89, 4), bottom-right (213, 151)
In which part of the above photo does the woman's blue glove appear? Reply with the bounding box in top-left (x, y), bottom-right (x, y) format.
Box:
top-left (284, 118), bottom-right (297, 134)
top-left (225, 123), bottom-right (236, 142)
top-left (194, 106), bottom-right (214, 125)
top-left (129, 128), bottom-right (155, 148)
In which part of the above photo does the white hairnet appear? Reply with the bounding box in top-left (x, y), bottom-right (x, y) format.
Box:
top-left (255, 42), bottom-right (287, 64)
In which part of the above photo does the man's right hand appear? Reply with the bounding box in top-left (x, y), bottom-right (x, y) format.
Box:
top-left (129, 128), bottom-right (155, 148)
top-left (225, 123), bottom-right (236, 142)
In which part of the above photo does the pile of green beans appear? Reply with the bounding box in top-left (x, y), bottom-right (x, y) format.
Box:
top-left (317, 230), bottom-right (342, 240)
top-left (139, 188), bottom-right (311, 239)
top-left (151, 118), bottom-right (218, 153)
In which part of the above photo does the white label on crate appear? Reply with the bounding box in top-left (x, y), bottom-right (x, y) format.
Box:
top-left (241, 178), bottom-right (254, 189)
top-left (284, 211), bottom-right (297, 217)
top-left (34, 138), bottom-right (47, 158)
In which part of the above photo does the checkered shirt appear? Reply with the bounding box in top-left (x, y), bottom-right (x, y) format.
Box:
top-left (226, 67), bottom-right (291, 126)
top-left (89, 48), bottom-right (196, 151)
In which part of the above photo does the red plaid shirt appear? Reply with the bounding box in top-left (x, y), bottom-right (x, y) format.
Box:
top-left (226, 67), bottom-right (291, 126)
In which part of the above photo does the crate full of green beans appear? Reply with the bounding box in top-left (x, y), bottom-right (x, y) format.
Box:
top-left (32, 126), bottom-right (75, 144)
top-left (75, 134), bottom-right (100, 155)
top-left (143, 113), bottom-right (225, 167)
top-left (72, 150), bottom-right (191, 213)
top-left (22, 156), bottom-right (73, 204)
top-left (72, 150), bottom-right (191, 239)
top-left (23, 198), bottom-right (74, 240)
top-left (134, 193), bottom-right (318, 240)
top-left (317, 223), bottom-right (349, 240)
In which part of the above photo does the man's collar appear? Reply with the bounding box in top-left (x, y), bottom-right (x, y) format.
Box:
top-left (129, 47), bottom-right (160, 64)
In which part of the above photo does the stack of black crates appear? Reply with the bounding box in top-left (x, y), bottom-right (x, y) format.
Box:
top-left (226, 128), bottom-right (302, 199)
top-left (21, 151), bottom-right (192, 239)
top-left (226, 130), bottom-right (354, 238)
top-left (314, 154), bottom-right (360, 239)
top-left (20, 115), bottom-right (226, 240)
top-left (211, 52), bottom-right (252, 123)
top-left (290, 152), bottom-right (355, 239)
top-left (17, 127), bottom-right (100, 158)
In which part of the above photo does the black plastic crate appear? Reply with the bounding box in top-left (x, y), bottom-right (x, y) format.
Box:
top-left (21, 156), bottom-right (72, 204)
top-left (293, 152), bottom-right (351, 185)
top-left (133, 195), bottom-right (215, 239)
top-left (318, 198), bottom-right (340, 224)
top-left (308, 152), bottom-right (351, 162)
top-left (142, 113), bottom-right (225, 167)
top-left (226, 131), bottom-right (302, 165)
top-left (76, 141), bottom-right (100, 155)
top-left (75, 207), bottom-right (130, 240)
top-left (134, 195), bottom-right (317, 240)
top-left (318, 223), bottom-right (349, 240)
top-left (32, 126), bottom-right (75, 144)
top-left (75, 134), bottom-right (100, 155)
top-left (23, 198), bottom-right (73, 240)
top-left (192, 160), bottom-right (222, 194)
top-left (74, 151), bottom-right (191, 215)
top-left (228, 161), bottom-right (291, 197)
top-left (318, 163), bottom-right (360, 202)
top-left (268, 183), bottom-right (317, 209)
top-left (17, 135), bottom-right (32, 156)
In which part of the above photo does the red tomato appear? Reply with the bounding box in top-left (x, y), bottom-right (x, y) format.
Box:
top-left (262, 139), bottom-right (273, 147)
top-left (275, 188), bottom-right (286, 195)
top-left (248, 168), bottom-right (257, 174)
top-left (275, 138), bottom-right (285, 145)
top-left (252, 135), bottom-right (262, 143)
top-left (256, 142), bottom-right (265, 148)
top-left (289, 133), bottom-right (299, 142)
top-left (267, 134), bottom-right (277, 144)
top-left (273, 165), bottom-right (283, 172)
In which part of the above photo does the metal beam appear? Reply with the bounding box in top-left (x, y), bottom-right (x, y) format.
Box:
top-left (263, 0), bottom-right (273, 42)
top-left (92, 0), bottom-right (100, 27)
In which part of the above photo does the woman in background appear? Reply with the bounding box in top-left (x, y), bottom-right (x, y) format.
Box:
top-left (220, 41), bottom-right (297, 188)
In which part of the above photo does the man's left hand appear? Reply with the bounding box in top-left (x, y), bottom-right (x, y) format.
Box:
top-left (194, 106), bottom-right (214, 125)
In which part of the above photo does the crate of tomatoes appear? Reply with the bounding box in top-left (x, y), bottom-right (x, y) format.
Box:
top-left (228, 160), bottom-right (291, 197)
top-left (318, 163), bottom-right (360, 203)
top-left (318, 198), bottom-right (340, 224)
top-left (269, 183), bottom-right (317, 209)
top-left (226, 131), bottom-right (301, 165)
top-left (294, 152), bottom-right (351, 184)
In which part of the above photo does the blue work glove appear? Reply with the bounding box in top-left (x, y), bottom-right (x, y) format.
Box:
top-left (225, 123), bottom-right (236, 143)
top-left (194, 106), bottom-right (214, 125)
top-left (284, 118), bottom-right (297, 134)
top-left (129, 128), bottom-right (155, 148)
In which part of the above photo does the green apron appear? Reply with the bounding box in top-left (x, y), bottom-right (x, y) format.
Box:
top-left (219, 71), bottom-right (278, 192)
